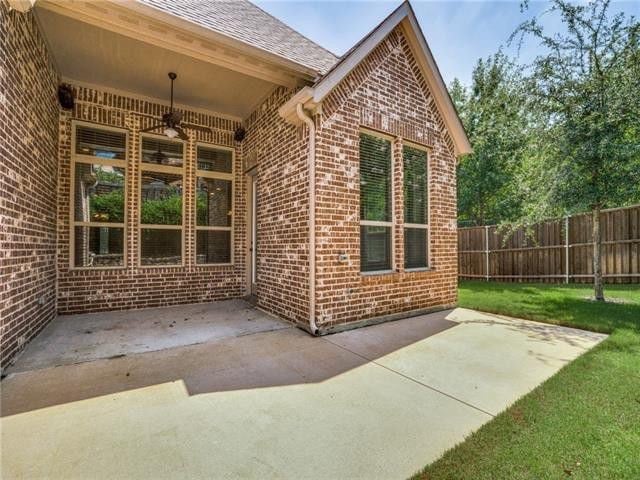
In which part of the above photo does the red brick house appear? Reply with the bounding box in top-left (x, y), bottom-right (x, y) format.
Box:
top-left (1, 0), bottom-right (471, 368)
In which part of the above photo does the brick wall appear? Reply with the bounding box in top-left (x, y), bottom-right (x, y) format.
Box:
top-left (314, 27), bottom-right (458, 329)
top-left (56, 85), bottom-right (248, 314)
top-left (0, 1), bottom-right (60, 368)
top-left (243, 87), bottom-right (311, 326)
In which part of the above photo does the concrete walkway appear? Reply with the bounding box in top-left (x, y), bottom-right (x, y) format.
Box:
top-left (1, 307), bottom-right (606, 479)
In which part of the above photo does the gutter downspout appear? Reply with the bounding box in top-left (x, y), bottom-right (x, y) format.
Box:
top-left (295, 103), bottom-right (318, 335)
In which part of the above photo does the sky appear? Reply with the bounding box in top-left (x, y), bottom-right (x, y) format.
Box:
top-left (254, 1), bottom-right (640, 86)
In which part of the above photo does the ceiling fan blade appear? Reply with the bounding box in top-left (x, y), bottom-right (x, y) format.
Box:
top-left (174, 126), bottom-right (189, 141)
top-left (136, 113), bottom-right (163, 121)
top-left (140, 124), bottom-right (165, 133)
top-left (181, 122), bottom-right (212, 133)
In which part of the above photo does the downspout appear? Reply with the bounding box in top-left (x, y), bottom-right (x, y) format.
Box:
top-left (295, 103), bottom-right (318, 335)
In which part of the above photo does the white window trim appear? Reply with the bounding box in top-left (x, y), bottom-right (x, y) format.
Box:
top-left (359, 128), bottom-right (395, 274)
top-left (138, 133), bottom-right (186, 268)
top-left (194, 142), bottom-right (235, 266)
top-left (402, 141), bottom-right (431, 271)
top-left (69, 120), bottom-right (128, 270)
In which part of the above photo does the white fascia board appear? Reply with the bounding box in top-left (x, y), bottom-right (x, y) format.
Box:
top-left (401, 13), bottom-right (472, 155)
top-left (278, 87), bottom-right (317, 125)
top-left (312, 3), bottom-right (411, 103)
top-left (311, 1), bottom-right (471, 156)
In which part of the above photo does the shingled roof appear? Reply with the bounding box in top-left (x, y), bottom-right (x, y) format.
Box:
top-left (139, 0), bottom-right (339, 74)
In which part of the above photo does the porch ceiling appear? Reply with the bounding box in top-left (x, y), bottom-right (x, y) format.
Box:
top-left (35, 6), bottom-right (280, 119)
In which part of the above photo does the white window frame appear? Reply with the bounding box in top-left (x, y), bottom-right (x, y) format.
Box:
top-left (69, 120), bottom-right (128, 270)
top-left (138, 133), bottom-right (186, 268)
top-left (194, 142), bottom-right (235, 266)
top-left (359, 128), bottom-right (395, 275)
top-left (402, 140), bottom-right (431, 271)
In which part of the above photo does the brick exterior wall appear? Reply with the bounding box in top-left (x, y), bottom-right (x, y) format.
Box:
top-left (243, 87), bottom-right (311, 325)
top-left (0, 1), bottom-right (60, 369)
top-left (56, 85), bottom-right (248, 314)
top-left (313, 27), bottom-right (458, 330)
top-left (2, 6), bottom-right (458, 367)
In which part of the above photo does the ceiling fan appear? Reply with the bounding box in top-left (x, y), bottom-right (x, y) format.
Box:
top-left (140, 72), bottom-right (211, 141)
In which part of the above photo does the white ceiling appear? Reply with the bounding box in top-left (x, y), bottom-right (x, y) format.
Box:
top-left (35, 7), bottom-right (278, 119)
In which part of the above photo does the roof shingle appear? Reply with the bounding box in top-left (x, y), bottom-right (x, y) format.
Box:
top-left (139, 0), bottom-right (339, 74)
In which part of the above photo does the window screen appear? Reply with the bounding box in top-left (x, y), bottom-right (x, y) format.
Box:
top-left (72, 124), bottom-right (127, 268)
top-left (195, 145), bottom-right (233, 264)
top-left (76, 125), bottom-right (126, 160)
top-left (360, 133), bottom-right (391, 222)
top-left (197, 146), bottom-right (233, 173)
top-left (141, 137), bottom-right (184, 167)
top-left (140, 137), bottom-right (184, 265)
top-left (360, 132), bottom-right (392, 272)
top-left (403, 145), bottom-right (428, 269)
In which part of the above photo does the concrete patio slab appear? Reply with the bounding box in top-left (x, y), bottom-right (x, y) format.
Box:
top-left (7, 299), bottom-right (289, 374)
top-left (328, 308), bottom-right (608, 415)
top-left (1, 307), bottom-right (606, 479)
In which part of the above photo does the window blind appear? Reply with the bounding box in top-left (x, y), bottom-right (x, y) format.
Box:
top-left (76, 125), bottom-right (126, 160)
top-left (197, 146), bottom-right (232, 173)
top-left (360, 132), bottom-right (392, 272)
top-left (403, 145), bottom-right (428, 269)
top-left (360, 133), bottom-right (391, 222)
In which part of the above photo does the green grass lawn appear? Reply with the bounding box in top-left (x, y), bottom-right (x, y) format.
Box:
top-left (413, 281), bottom-right (640, 480)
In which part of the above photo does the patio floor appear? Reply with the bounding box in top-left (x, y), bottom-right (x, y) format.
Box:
top-left (1, 306), bottom-right (606, 479)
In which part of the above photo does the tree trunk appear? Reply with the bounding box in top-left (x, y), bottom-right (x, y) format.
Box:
top-left (592, 206), bottom-right (605, 301)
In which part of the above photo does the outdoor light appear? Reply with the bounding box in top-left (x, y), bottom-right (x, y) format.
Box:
top-left (164, 127), bottom-right (179, 139)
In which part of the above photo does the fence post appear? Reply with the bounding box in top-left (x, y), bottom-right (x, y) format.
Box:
top-left (565, 216), bottom-right (570, 284)
top-left (484, 225), bottom-right (490, 281)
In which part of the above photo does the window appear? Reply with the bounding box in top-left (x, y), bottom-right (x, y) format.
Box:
top-left (195, 145), bottom-right (233, 264)
top-left (403, 144), bottom-right (429, 269)
top-left (140, 137), bottom-right (184, 265)
top-left (71, 124), bottom-right (127, 268)
top-left (360, 132), bottom-right (393, 272)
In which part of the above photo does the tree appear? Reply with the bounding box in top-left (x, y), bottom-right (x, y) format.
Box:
top-left (452, 52), bottom-right (530, 226)
top-left (511, 0), bottom-right (640, 301)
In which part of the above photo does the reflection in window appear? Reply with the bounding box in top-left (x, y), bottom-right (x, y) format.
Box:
top-left (140, 136), bottom-right (184, 266)
top-left (74, 226), bottom-right (124, 267)
top-left (140, 172), bottom-right (183, 225)
top-left (74, 164), bottom-right (125, 223)
top-left (140, 229), bottom-right (182, 265)
top-left (196, 230), bottom-right (231, 264)
top-left (195, 145), bottom-right (233, 264)
top-left (141, 137), bottom-right (184, 167)
top-left (76, 126), bottom-right (126, 160)
top-left (196, 178), bottom-right (232, 227)
top-left (72, 124), bottom-right (127, 268)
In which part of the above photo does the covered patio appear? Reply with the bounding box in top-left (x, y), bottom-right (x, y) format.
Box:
top-left (1, 307), bottom-right (606, 479)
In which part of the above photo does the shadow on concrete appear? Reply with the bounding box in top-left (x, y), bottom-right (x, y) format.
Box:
top-left (1, 310), bottom-right (458, 417)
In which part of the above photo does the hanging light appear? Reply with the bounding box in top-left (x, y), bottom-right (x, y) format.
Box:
top-left (164, 127), bottom-right (179, 139)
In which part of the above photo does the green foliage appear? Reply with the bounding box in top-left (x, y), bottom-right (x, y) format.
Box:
top-left (413, 281), bottom-right (640, 479)
top-left (451, 52), bottom-right (531, 226)
top-left (141, 188), bottom-right (182, 225)
top-left (88, 167), bottom-right (125, 222)
top-left (511, 0), bottom-right (640, 221)
top-left (196, 191), bottom-right (208, 225)
top-left (90, 189), bottom-right (124, 223)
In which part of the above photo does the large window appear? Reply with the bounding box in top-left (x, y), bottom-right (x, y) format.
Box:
top-left (360, 132), bottom-right (393, 272)
top-left (195, 145), bottom-right (233, 264)
top-left (139, 136), bottom-right (184, 266)
top-left (403, 144), bottom-right (429, 269)
top-left (71, 124), bottom-right (127, 268)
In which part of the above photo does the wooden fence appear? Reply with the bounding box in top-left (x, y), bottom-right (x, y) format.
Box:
top-left (458, 204), bottom-right (640, 283)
